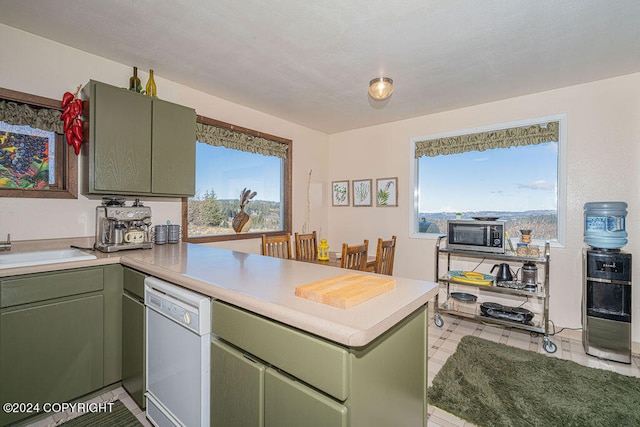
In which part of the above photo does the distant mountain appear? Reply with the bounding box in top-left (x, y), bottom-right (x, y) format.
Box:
top-left (418, 210), bottom-right (558, 240)
top-left (418, 210), bottom-right (556, 220)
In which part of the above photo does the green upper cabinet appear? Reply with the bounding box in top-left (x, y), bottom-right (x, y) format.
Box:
top-left (151, 97), bottom-right (196, 195)
top-left (83, 80), bottom-right (196, 197)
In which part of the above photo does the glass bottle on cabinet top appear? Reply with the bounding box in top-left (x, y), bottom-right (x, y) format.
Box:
top-left (129, 66), bottom-right (141, 92)
top-left (145, 69), bottom-right (157, 97)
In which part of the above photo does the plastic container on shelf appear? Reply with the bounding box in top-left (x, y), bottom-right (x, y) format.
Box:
top-left (584, 201), bottom-right (628, 249)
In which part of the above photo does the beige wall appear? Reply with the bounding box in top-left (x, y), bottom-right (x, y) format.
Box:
top-left (2, 23), bottom-right (640, 342)
top-left (0, 24), bottom-right (329, 254)
top-left (327, 73), bottom-right (640, 341)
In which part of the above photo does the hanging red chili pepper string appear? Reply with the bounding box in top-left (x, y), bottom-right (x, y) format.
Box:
top-left (60, 85), bottom-right (83, 155)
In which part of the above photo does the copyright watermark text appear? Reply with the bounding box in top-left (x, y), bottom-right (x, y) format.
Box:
top-left (3, 401), bottom-right (115, 414)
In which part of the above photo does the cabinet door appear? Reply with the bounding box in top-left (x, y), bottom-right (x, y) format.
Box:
top-left (0, 295), bottom-right (104, 425)
top-left (151, 98), bottom-right (196, 196)
top-left (122, 293), bottom-right (145, 409)
top-left (103, 264), bottom-right (123, 386)
top-left (91, 81), bottom-right (152, 194)
top-left (211, 339), bottom-right (265, 427)
top-left (264, 368), bottom-right (347, 427)
top-left (123, 266), bottom-right (146, 299)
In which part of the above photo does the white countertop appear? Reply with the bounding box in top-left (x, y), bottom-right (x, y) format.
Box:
top-left (0, 240), bottom-right (438, 347)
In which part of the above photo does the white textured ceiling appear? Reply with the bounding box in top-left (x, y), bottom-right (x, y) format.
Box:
top-left (1, 0), bottom-right (640, 133)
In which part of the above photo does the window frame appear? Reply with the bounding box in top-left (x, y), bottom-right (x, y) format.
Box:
top-left (0, 87), bottom-right (78, 199)
top-left (181, 115), bottom-right (292, 243)
top-left (409, 113), bottom-right (567, 247)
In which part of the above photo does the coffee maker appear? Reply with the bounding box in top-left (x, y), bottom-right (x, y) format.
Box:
top-left (95, 197), bottom-right (153, 252)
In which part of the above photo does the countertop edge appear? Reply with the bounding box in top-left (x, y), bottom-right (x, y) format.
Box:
top-left (1, 242), bottom-right (438, 348)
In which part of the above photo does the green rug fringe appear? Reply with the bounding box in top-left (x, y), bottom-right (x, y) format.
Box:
top-left (428, 336), bottom-right (640, 427)
top-left (62, 400), bottom-right (141, 427)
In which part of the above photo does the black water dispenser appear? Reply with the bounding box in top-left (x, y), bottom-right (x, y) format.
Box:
top-left (582, 248), bottom-right (632, 363)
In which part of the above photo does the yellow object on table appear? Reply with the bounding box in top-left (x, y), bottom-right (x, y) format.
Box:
top-left (318, 239), bottom-right (329, 260)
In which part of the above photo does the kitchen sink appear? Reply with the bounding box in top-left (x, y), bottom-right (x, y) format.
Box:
top-left (0, 248), bottom-right (97, 269)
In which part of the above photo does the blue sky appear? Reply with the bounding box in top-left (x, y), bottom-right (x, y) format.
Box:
top-left (194, 143), bottom-right (282, 202)
top-left (418, 142), bottom-right (558, 212)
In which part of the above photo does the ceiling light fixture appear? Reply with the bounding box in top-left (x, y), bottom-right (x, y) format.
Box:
top-left (368, 77), bottom-right (394, 100)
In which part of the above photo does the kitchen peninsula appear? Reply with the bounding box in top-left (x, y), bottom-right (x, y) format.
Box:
top-left (0, 241), bottom-right (437, 426)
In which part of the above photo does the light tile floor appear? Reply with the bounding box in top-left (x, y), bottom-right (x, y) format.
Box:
top-left (426, 313), bottom-right (640, 427)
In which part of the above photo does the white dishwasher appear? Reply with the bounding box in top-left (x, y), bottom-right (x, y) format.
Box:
top-left (145, 277), bottom-right (212, 427)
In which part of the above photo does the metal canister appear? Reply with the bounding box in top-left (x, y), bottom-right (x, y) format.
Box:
top-left (112, 221), bottom-right (126, 245)
top-left (521, 262), bottom-right (538, 285)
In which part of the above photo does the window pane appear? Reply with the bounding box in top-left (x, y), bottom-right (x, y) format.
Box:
top-left (187, 143), bottom-right (283, 237)
top-left (417, 141), bottom-right (558, 241)
top-left (0, 122), bottom-right (55, 189)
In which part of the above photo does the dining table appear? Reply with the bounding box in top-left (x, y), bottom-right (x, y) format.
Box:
top-left (297, 252), bottom-right (376, 272)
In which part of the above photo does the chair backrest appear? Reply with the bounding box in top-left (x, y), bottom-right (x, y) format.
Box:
top-left (340, 240), bottom-right (369, 271)
top-left (262, 233), bottom-right (292, 259)
top-left (374, 235), bottom-right (397, 275)
top-left (294, 231), bottom-right (318, 260)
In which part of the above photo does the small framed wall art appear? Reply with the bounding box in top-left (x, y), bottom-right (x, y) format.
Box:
top-left (331, 180), bottom-right (350, 206)
top-left (352, 179), bottom-right (372, 207)
top-left (376, 177), bottom-right (398, 207)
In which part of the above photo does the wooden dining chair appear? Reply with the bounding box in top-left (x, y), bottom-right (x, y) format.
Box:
top-left (340, 240), bottom-right (369, 271)
top-left (374, 235), bottom-right (397, 275)
top-left (294, 231), bottom-right (318, 260)
top-left (261, 233), bottom-right (292, 259)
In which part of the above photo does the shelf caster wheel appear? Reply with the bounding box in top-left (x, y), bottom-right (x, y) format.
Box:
top-left (543, 338), bottom-right (557, 354)
top-left (434, 314), bottom-right (444, 328)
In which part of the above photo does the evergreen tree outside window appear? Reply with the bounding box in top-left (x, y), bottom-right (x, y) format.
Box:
top-left (183, 117), bottom-right (291, 242)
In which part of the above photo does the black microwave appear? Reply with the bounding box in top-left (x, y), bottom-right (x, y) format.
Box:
top-left (447, 220), bottom-right (505, 253)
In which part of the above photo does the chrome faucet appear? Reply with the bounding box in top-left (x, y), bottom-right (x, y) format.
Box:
top-left (0, 234), bottom-right (11, 251)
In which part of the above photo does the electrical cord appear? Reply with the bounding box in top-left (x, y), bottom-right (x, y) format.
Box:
top-left (470, 257), bottom-right (487, 272)
top-left (547, 319), bottom-right (582, 336)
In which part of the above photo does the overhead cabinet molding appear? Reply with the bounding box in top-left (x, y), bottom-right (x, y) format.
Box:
top-left (83, 80), bottom-right (196, 197)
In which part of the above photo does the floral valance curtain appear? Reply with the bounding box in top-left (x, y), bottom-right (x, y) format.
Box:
top-left (414, 121), bottom-right (559, 158)
top-left (0, 100), bottom-right (63, 134)
top-left (196, 122), bottom-right (288, 159)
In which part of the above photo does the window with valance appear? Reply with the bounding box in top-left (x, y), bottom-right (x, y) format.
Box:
top-left (410, 116), bottom-right (566, 245)
top-left (183, 116), bottom-right (292, 242)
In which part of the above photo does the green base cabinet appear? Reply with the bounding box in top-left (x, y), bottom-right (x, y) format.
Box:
top-left (103, 264), bottom-right (123, 386)
top-left (211, 338), bottom-right (265, 427)
top-left (0, 266), bottom-right (123, 426)
top-left (122, 267), bottom-right (146, 409)
top-left (265, 368), bottom-right (348, 427)
top-left (0, 292), bottom-right (104, 425)
top-left (83, 80), bottom-right (196, 197)
top-left (211, 301), bottom-right (428, 427)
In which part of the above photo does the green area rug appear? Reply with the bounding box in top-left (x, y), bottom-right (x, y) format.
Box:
top-left (428, 336), bottom-right (640, 427)
top-left (62, 400), bottom-right (142, 426)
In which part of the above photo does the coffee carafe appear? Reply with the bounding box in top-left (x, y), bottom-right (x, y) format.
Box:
top-left (111, 221), bottom-right (126, 245)
top-left (491, 263), bottom-right (514, 282)
top-left (521, 262), bottom-right (538, 285)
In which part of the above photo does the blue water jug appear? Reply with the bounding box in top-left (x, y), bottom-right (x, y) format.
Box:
top-left (584, 202), bottom-right (628, 249)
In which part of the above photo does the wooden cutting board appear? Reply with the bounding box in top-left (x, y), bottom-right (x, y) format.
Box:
top-left (295, 273), bottom-right (396, 309)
